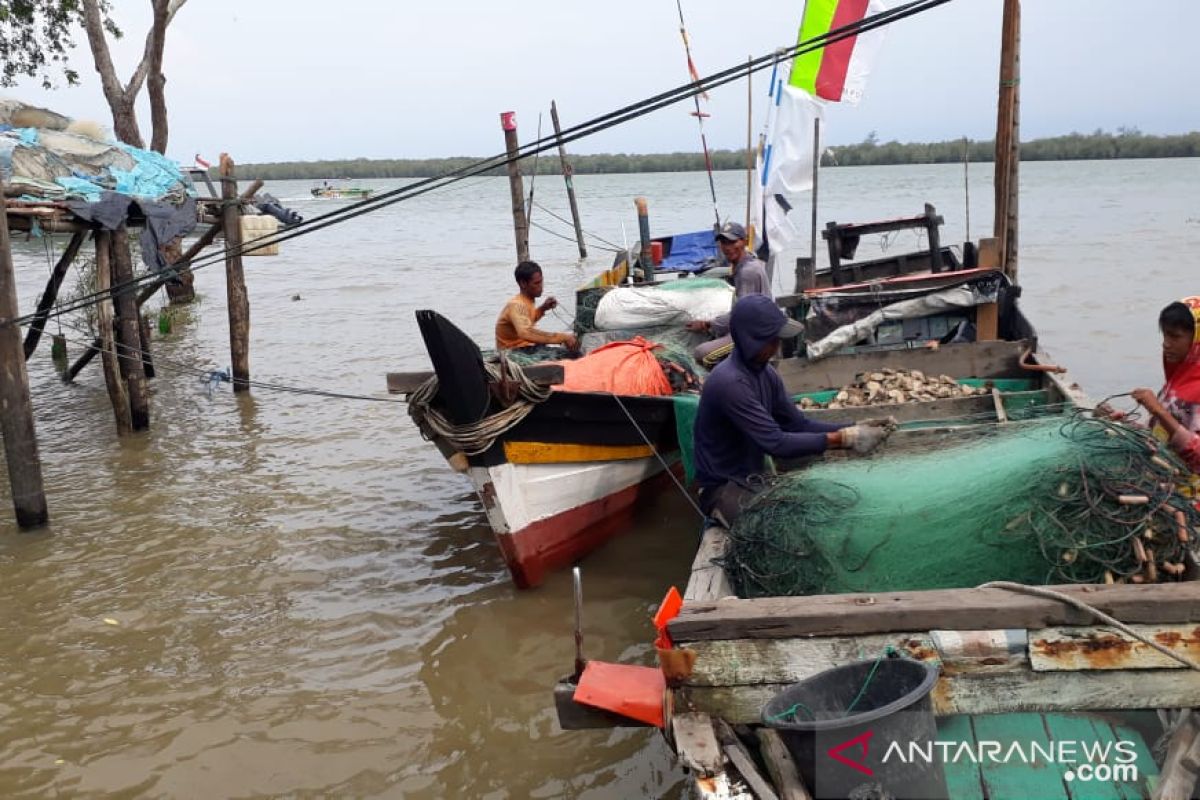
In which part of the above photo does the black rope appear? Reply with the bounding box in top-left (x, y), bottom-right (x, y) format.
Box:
top-left (6, 0), bottom-right (953, 329)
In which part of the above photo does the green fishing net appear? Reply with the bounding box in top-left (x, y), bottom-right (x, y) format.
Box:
top-left (723, 414), bottom-right (1200, 598)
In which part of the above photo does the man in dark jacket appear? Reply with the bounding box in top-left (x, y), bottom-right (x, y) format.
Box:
top-left (693, 294), bottom-right (893, 527)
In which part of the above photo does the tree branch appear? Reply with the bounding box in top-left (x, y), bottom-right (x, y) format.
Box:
top-left (81, 0), bottom-right (145, 147)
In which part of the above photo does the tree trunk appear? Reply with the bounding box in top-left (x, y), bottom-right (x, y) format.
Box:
top-left (147, 0), bottom-right (170, 154)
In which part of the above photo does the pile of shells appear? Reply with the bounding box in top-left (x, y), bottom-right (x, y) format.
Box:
top-left (798, 368), bottom-right (989, 409)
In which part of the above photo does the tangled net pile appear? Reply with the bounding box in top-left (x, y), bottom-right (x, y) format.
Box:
top-left (722, 411), bottom-right (1200, 598)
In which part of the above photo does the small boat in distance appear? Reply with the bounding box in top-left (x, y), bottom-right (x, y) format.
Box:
top-left (310, 181), bottom-right (373, 199)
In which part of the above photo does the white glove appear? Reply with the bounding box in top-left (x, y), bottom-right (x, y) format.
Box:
top-left (840, 424), bottom-right (891, 454)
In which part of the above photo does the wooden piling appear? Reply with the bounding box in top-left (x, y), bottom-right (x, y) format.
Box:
top-left (993, 0), bottom-right (1020, 283)
top-left (635, 197), bottom-right (653, 279)
top-left (138, 222), bottom-right (221, 307)
top-left (549, 101), bottom-right (587, 259)
top-left (219, 153), bottom-right (251, 392)
top-left (22, 230), bottom-right (85, 360)
top-left (94, 231), bottom-right (133, 434)
top-left (500, 112), bottom-right (530, 263)
top-left (111, 226), bottom-right (150, 429)
top-left (0, 190), bottom-right (49, 527)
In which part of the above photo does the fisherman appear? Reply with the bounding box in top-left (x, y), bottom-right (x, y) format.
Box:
top-left (495, 260), bottom-right (580, 354)
top-left (685, 221), bottom-right (773, 366)
top-left (1129, 298), bottom-right (1200, 479)
top-left (693, 294), bottom-right (894, 527)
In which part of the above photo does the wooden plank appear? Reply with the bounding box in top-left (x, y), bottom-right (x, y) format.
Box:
top-left (1029, 624), bottom-right (1200, 671)
top-left (937, 716), bottom-right (986, 800)
top-left (1111, 718), bottom-right (1161, 800)
top-left (386, 363), bottom-right (564, 394)
top-left (685, 527), bottom-right (735, 603)
top-left (777, 339), bottom-right (1030, 395)
top-left (715, 719), bottom-right (778, 800)
top-left (685, 634), bottom-right (939, 687)
top-left (757, 728), bottom-right (813, 800)
top-left (1042, 714), bottom-right (1124, 800)
top-left (673, 712), bottom-right (724, 777)
top-left (992, 387), bottom-right (1008, 422)
top-left (678, 669), bottom-right (1200, 722)
top-left (684, 629), bottom-right (1029, 688)
top-left (800, 390), bottom-right (1044, 426)
top-left (669, 581), bottom-right (1200, 642)
top-left (22, 230), bottom-right (85, 359)
top-left (976, 302), bottom-right (999, 340)
top-left (974, 713), bottom-right (1070, 800)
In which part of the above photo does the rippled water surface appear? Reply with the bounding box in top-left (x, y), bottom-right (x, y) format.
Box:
top-left (1, 160), bottom-right (1198, 797)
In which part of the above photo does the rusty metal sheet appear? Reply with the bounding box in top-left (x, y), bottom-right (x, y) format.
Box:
top-left (1029, 624), bottom-right (1200, 671)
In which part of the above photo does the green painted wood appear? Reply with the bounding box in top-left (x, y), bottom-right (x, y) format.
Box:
top-left (1042, 714), bottom-right (1123, 800)
top-left (1109, 719), bottom-right (1159, 800)
top-left (973, 713), bottom-right (1070, 800)
top-left (936, 715), bottom-right (986, 800)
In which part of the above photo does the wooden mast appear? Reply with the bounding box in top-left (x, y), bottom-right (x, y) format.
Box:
top-left (993, 0), bottom-right (1021, 283)
top-left (550, 101), bottom-right (587, 259)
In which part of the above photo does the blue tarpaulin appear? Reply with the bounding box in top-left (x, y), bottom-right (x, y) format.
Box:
top-left (655, 230), bottom-right (720, 273)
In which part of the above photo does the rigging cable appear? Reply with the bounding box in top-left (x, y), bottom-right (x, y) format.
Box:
top-left (5, 0), bottom-right (954, 330)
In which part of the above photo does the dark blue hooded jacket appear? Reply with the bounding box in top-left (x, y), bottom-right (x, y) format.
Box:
top-left (693, 295), bottom-right (847, 489)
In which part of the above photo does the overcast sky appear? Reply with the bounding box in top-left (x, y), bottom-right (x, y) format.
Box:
top-left (8, 0), bottom-right (1200, 165)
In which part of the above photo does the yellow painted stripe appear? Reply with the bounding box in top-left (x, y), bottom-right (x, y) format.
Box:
top-left (504, 441), bottom-right (654, 464)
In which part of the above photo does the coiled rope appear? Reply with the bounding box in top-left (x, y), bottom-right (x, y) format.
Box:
top-left (406, 357), bottom-right (553, 455)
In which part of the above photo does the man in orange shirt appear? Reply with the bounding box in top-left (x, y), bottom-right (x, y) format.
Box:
top-left (495, 261), bottom-right (580, 353)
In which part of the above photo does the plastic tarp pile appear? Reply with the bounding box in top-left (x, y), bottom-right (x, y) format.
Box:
top-left (0, 127), bottom-right (193, 204)
top-left (593, 279), bottom-right (734, 331)
top-left (1, 100), bottom-right (198, 268)
top-left (806, 284), bottom-right (998, 360)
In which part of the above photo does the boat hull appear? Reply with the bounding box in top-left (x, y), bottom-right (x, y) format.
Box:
top-left (469, 454), bottom-right (682, 588)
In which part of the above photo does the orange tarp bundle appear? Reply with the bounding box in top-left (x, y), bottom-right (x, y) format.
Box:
top-left (555, 337), bottom-right (672, 396)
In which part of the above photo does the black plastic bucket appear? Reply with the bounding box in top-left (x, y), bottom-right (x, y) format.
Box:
top-left (761, 657), bottom-right (947, 799)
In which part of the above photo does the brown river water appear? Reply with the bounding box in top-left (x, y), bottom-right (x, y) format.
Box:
top-left (1, 160), bottom-right (1199, 797)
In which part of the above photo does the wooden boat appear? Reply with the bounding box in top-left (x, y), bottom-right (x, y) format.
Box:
top-left (310, 185), bottom-right (373, 199)
top-left (550, 275), bottom-right (1200, 797)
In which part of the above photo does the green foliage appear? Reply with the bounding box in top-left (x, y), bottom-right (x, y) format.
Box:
top-left (0, 0), bottom-right (117, 89)
top-left (235, 130), bottom-right (1200, 181)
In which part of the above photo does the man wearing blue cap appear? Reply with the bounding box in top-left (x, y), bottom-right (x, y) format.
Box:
top-left (693, 294), bottom-right (894, 527)
top-left (686, 221), bottom-right (772, 366)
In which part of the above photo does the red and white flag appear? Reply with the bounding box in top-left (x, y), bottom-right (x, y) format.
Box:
top-left (194, 154), bottom-right (211, 169)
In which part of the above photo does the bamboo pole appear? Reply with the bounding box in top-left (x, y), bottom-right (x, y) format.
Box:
top-left (804, 117), bottom-right (820, 290)
top-left (22, 230), bottom-right (85, 360)
top-left (110, 226), bottom-right (150, 429)
top-left (500, 112), bottom-right (530, 263)
top-left (745, 56), bottom-right (753, 234)
top-left (550, 101), bottom-right (587, 259)
top-left (94, 231), bottom-right (133, 434)
top-left (0, 189), bottom-right (49, 527)
top-left (993, 0), bottom-right (1020, 282)
top-left (220, 154), bottom-right (250, 392)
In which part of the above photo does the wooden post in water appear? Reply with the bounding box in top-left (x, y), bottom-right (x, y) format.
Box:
top-left (500, 112), bottom-right (530, 263)
top-left (110, 226), bottom-right (150, 429)
top-left (0, 189), bottom-right (49, 527)
top-left (220, 154), bottom-right (251, 392)
top-left (993, 0), bottom-right (1020, 283)
top-left (94, 230), bottom-right (133, 434)
top-left (550, 101), bottom-right (587, 259)
top-left (635, 197), bottom-right (653, 279)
